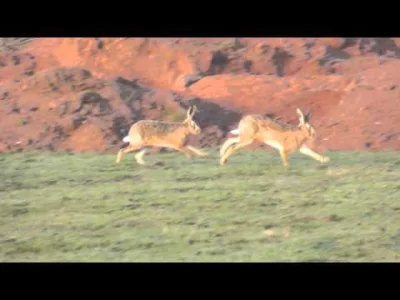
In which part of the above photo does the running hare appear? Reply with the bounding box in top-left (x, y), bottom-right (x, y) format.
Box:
top-left (219, 108), bottom-right (330, 167)
top-left (116, 105), bottom-right (208, 166)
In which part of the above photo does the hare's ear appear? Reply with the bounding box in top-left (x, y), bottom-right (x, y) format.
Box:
top-left (304, 110), bottom-right (311, 123)
top-left (186, 106), bottom-right (194, 118)
top-left (190, 105), bottom-right (197, 117)
top-left (296, 108), bottom-right (305, 125)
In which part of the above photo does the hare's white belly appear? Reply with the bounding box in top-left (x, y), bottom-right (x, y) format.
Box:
top-left (264, 140), bottom-right (283, 151)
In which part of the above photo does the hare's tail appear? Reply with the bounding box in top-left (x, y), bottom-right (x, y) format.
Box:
top-left (230, 128), bottom-right (240, 135)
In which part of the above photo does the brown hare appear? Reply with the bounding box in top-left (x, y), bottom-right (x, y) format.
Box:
top-left (116, 105), bottom-right (208, 166)
top-left (219, 108), bottom-right (330, 167)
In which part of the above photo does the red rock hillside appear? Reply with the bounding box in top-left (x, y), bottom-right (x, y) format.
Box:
top-left (0, 37), bottom-right (400, 153)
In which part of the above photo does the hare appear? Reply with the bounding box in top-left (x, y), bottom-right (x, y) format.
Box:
top-left (219, 108), bottom-right (330, 167)
top-left (116, 105), bottom-right (208, 166)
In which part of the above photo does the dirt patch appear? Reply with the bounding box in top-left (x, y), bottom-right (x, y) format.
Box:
top-left (1, 37), bottom-right (400, 153)
top-left (59, 122), bottom-right (107, 153)
top-left (0, 65), bottom-right (239, 153)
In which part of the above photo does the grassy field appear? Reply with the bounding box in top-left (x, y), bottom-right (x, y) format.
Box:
top-left (0, 149), bottom-right (400, 262)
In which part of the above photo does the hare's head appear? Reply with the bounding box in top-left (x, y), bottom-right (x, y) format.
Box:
top-left (183, 105), bottom-right (201, 135)
top-left (296, 108), bottom-right (316, 139)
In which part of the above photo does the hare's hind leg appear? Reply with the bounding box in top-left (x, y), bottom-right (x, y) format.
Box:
top-left (299, 144), bottom-right (330, 163)
top-left (220, 139), bottom-right (253, 166)
top-left (116, 144), bottom-right (143, 164)
top-left (134, 148), bottom-right (148, 165)
top-left (220, 137), bottom-right (240, 157)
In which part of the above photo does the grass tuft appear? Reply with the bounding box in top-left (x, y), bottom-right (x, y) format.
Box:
top-left (1, 149), bottom-right (399, 262)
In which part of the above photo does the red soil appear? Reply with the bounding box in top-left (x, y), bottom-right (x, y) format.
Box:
top-left (0, 38), bottom-right (399, 153)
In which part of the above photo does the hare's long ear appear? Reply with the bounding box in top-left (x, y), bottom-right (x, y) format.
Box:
top-left (186, 106), bottom-right (194, 118)
top-left (191, 105), bottom-right (197, 117)
top-left (304, 110), bottom-right (311, 123)
top-left (296, 108), bottom-right (305, 125)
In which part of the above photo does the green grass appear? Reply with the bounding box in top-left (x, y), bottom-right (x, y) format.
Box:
top-left (1, 149), bottom-right (400, 262)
